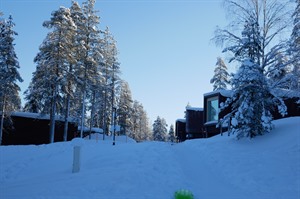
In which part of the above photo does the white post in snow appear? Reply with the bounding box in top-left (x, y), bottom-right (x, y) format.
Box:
top-left (72, 146), bottom-right (81, 173)
top-left (72, 138), bottom-right (84, 173)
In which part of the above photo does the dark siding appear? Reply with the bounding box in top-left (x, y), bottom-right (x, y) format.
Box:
top-left (185, 109), bottom-right (205, 138)
top-left (273, 98), bottom-right (300, 119)
top-left (175, 120), bottom-right (186, 142)
top-left (203, 92), bottom-right (229, 137)
top-left (2, 115), bottom-right (78, 145)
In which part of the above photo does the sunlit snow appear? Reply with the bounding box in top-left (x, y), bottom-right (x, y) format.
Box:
top-left (1, 117), bottom-right (299, 199)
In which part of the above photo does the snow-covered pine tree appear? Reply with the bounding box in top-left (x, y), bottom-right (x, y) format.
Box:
top-left (0, 15), bottom-right (23, 145)
top-left (128, 100), bottom-right (151, 141)
top-left (215, 0), bottom-right (291, 138)
top-left (137, 107), bottom-right (152, 141)
top-left (29, 7), bottom-right (76, 143)
top-left (24, 64), bottom-right (52, 113)
top-left (101, 26), bottom-right (121, 137)
top-left (130, 100), bottom-right (143, 140)
top-left (210, 57), bottom-right (230, 91)
top-left (267, 52), bottom-right (291, 89)
top-left (226, 59), bottom-right (275, 138)
top-left (68, 1), bottom-right (87, 121)
top-left (289, 0), bottom-right (300, 92)
top-left (78, 0), bottom-right (103, 138)
top-left (168, 124), bottom-right (175, 143)
top-left (116, 81), bottom-right (133, 136)
top-left (152, 116), bottom-right (167, 142)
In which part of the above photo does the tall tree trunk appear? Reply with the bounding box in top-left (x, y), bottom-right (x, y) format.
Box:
top-left (89, 90), bottom-right (96, 140)
top-left (49, 84), bottom-right (58, 143)
top-left (63, 93), bottom-right (70, 141)
top-left (103, 88), bottom-right (107, 140)
top-left (80, 89), bottom-right (86, 138)
top-left (0, 95), bottom-right (6, 145)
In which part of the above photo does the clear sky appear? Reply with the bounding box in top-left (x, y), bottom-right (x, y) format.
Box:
top-left (0, 0), bottom-right (229, 127)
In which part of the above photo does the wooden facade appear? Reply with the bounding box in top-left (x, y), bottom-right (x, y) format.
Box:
top-left (203, 90), bottom-right (231, 137)
top-left (175, 89), bottom-right (299, 142)
top-left (272, 97), bottom-right (300, 119)
top-left (185, 107), bottom-right (205, 138)
top-left (1, 112), bottom-right (78, 145)
top-left (175, 119), bottom-right (186, 142)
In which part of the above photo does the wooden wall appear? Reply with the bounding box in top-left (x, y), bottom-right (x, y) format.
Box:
top-left (2, 115), bottom-right (78, 145)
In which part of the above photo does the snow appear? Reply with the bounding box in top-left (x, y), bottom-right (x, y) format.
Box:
top-left (203, 89), bottom-right (233, 98)
top-left (204, 120), bottom-right (218, 125)
top-left (176, 119), bottom-right (186, 123)
top-left (71, 138), bottom-right (85, 147)
top-left (272, 88), bottom-right (300, 98)
top-left (186, 107), bottom-right (203, 111)
top-left (10, 111), bottom-right (77, 122)
top-left (1, 117), bottom-right (299, 199)
top-left (78, 126), bottom-right (103, 133)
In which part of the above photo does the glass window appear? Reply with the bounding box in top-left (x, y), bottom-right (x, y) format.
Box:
top-left (206, 96), bottom-right (219, 122)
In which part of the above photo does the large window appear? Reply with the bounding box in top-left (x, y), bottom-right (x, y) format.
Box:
top-left (206, 96), bottom-right (219, 122)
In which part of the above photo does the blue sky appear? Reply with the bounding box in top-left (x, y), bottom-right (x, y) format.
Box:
top-left (0, 0), bottom-right (229, 127)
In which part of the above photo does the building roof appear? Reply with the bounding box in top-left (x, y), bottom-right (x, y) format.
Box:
top-left (186, 107), bottom-right (203, 111)
top-left (176, 119), bottom-right (186, 123)
top-left (203, 89), bottom-right (233, 98)
top-left (10, 111), bottom-right (77, 122)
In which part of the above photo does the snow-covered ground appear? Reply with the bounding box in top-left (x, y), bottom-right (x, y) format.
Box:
top-left (1, 117), bottom-right (299, 199)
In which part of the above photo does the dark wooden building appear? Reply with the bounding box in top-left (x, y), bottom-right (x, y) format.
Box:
top-left (185, 107), bottom-right (205, 138)
top-left (272, 96), bottom-right (300, 120)
top-left (1, 112), bottom-right (78, 145)
top-left (175, 89), bottom-right (299, 142)
top-left (203, 90), bottom-right (232, 137)
top-left (175, 119), bottom-right (186, 142)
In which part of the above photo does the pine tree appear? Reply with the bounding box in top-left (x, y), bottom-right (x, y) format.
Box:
top-left (210, 57), bottom-right (230, 91)
top-left (152, 116), bottom-right (167, 142)
top-left (267, 52), bottom-right (291, 89)
top-left (0, 15), bottom-right (23, 145)
top-left (128, 100), bottom-right (151, 141)
top-left (130, 100), bottom-right (143, 140)
top-left (289, 0), bottom-right (300, 92)
top-left (101, 26), bottom-right (121, 137)
top-left (168, 124), bottom-right (175, 143)
top-left (78, 0), bottom-right (103, 138)
top-left (215, 1), bottom-right (290, 138)
top-left (137, 107), bottom-right (152, 141)
top-left (26, 7), bottom-right (77, 143)
top-left (226, 59), bottom-right (277, 138)
top-left (117, 81), bottom-right (133, 136)
top-left (24, 64), bottom-right (52, 113)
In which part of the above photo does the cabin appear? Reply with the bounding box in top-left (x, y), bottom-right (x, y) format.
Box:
top-left (1, 112), bottom-right (78, 145)
top-left (271, 89), bottom-right (300, 119)
top-left (175, 89), bottom-right (300, 141)
top-left (203, 90), bottom-right (232, 137)
top-left (185, 107), bottom-right (205, 138)
top-left (175, 119), bottom-right (186, 142)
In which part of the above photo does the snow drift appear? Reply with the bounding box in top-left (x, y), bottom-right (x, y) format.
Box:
top-left (0, 117), bottom-right (299, 199)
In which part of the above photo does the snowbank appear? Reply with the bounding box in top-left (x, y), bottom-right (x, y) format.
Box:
top-left (0, 117), bottom-right (299, 199)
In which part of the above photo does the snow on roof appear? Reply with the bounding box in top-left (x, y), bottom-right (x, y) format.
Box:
top-left (186, 107), bottom-right (203, 111)
top-left (204, 89), bottom-right (299, 99)
top-left (219, 90), bottom-right (233, 97)
top-left (78, 126), bottom-right (104, 133)
top-left (204, 120), bottom-right (218, 126)
top-left (10, 111), bottom-right (77, 122)
top-left (203, 90), bottom-right (220, 97)
top-left (272, 88), bottom-right (300, 99)
top-left (176, 119), bottom-right (186, 123)
top-left (203, 89), bottom-right (233, 98)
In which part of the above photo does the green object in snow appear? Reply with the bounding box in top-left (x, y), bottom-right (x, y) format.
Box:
top-left (174, 189), bottom-right (194, 199)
